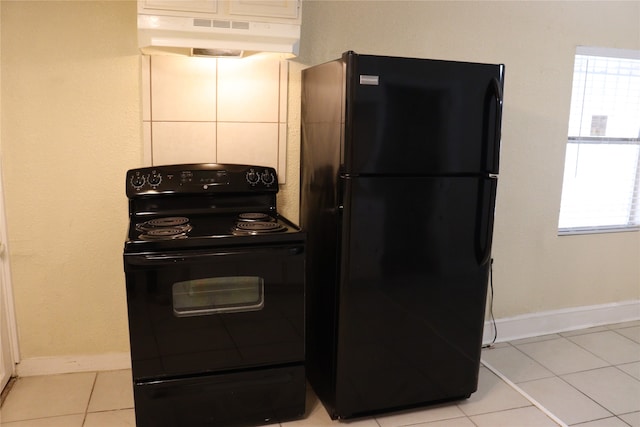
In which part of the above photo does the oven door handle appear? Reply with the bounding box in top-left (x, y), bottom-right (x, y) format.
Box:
top-left (125, 246), bottom-right (304, 265)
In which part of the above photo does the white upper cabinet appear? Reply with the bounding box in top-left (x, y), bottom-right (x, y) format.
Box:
top-left (139, 0), bottom-right (300, 23)
top-left (141, 0), bottom-right (218, 14)
top-left (138, 0), bottom-right (301, 56)
top-left (229, 1), bottom-right (299, 19)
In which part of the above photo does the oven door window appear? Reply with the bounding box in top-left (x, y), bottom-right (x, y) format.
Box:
top-left (172, 276), bottom-right (264, 317)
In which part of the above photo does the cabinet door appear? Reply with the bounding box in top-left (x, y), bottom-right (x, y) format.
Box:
top-left (229, 0), bottom-right (299, 19)
top-left (141, 0), bottom-right (218, 13)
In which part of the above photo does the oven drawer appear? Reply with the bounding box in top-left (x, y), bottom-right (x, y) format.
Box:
top-left (133, 364), bottom-right (306, 427)
top-left (124, 244), bottom-right (305, 380)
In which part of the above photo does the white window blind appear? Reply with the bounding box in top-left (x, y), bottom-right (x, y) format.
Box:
top-left (558, 46), bottom-right (640, 235)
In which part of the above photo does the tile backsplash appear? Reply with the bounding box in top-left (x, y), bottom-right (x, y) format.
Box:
top-left (142, 54), bottom-right (288, 182)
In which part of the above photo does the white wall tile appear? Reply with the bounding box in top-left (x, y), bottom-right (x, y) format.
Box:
top-left (141, 55), bottom-right (151, 121)
top-left (217, 122), bottom-right (278, 169)
top-left (145, 54), bottom-right (287, 181)
top-left (151, 55), bottom-right (217, 122)
top-left (217, 56), bottom-right (280, 122)
top-left (142, 121), bottom-right (152, 166)
top-left (279, 60), bottom-right (288, 124)
top-left (152, 122), bottom-right (216, 165)
top-left (278, 123), bottom-right (287, 183)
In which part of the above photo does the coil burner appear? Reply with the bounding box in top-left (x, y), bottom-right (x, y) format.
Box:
top-left (238, 212), bottom-right (273, 222)
top-left (136, 216), bottom-right (192, 240)
top-left (233, 218), bottom-right (286, 235)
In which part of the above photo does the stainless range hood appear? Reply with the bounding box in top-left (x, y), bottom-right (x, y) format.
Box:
top-left (138, 0), bottom-right (301, 57)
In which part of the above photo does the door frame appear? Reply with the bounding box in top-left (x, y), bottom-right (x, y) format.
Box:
top-left (0, 3), bottom-right (19, 390)
top-left (0, 164), bottom-right (19, 391)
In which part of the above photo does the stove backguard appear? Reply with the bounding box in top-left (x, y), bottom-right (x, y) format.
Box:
top-left (126, 163), bottom-right (278, 201)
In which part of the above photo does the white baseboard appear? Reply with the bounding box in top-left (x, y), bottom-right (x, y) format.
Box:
top-left (484, 299), bottom-right (640, 344)
top-left (16, 352), bottom-right (131, 377)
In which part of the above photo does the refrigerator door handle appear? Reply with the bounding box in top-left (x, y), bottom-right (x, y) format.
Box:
top-left (492, 76), bottom-right (503, 141)
top-left (484, 77), bottom-right (503, 173)
top-left (475, 177), bottom-right (498, 266)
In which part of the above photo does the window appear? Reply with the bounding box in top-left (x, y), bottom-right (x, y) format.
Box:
top-left (558, 47), bottom-right (640, 235)
top-left (172, 276), bottom-right (264, 317)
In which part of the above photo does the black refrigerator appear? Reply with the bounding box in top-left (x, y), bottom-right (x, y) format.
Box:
top-left (300, 51), bottom-right (504, 419)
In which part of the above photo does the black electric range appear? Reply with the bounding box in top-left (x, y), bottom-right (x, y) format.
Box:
top-left (123, 163), bottom-right (306, 427)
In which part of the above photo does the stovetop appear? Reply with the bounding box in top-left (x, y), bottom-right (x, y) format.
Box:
top-left (124, 163), bottom-right (304, 253)
top-left (125, 212), bottom-right (303, 252)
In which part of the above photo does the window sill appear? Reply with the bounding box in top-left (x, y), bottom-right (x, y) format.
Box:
top-left (558, 226), bottom-right (640, 236)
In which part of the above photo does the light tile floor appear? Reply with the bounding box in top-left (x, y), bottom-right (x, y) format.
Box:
top-left (481, 320), bottom-right (640, 427)
top-left (0, 321), bottom-right (638, 426)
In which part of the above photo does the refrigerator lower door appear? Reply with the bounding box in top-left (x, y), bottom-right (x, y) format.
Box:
top-left (334, 175), bottom-right (496, 418)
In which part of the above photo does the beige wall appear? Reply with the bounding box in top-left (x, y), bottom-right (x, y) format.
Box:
top-left (0, 0), bottom-right (638, 361)
top-left (1, 1), bottom-right (141, 359)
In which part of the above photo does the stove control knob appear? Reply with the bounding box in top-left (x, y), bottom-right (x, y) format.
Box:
top-left (261, 171), bottom-right (276, 186)
top-left (130, 174), bottom-right (146, 189)
top-left (246, 169), bottom-right (260, 186)
top-left (148, 172), bottom-right (162, 187)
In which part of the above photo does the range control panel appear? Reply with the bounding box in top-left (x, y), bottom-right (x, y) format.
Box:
top-left (126, 163), bottom-right (278, 198)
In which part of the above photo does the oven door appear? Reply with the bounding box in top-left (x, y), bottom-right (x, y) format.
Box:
top-left (124, 243), bottom-right (305, 381)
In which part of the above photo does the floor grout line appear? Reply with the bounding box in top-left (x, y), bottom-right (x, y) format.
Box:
top-left (81, 371), bottom-right (98, 427)
top-left (481, 359), bottom-right (569, 427)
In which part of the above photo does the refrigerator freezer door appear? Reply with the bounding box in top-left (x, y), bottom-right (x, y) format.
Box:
top-left (344, 53), bottom-right (504, 176)
top-left (333, 175), bottom-right (496, 417)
